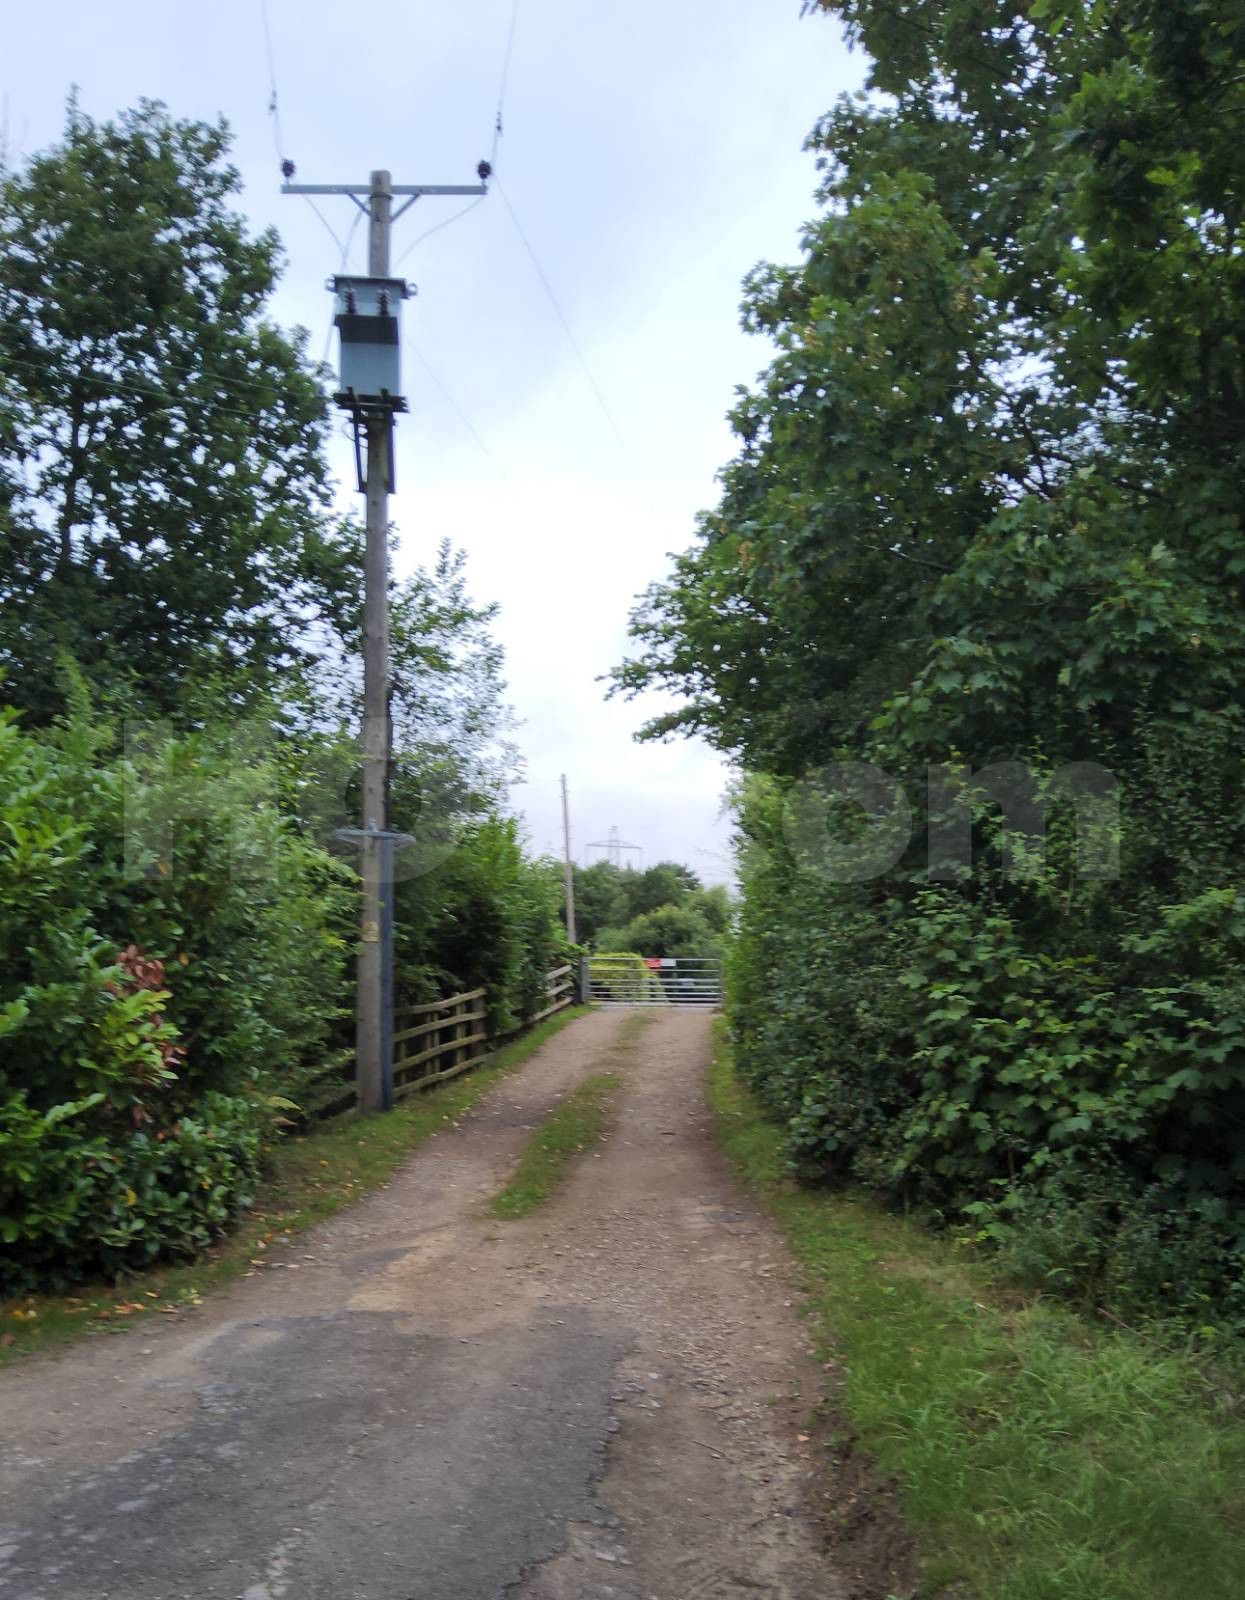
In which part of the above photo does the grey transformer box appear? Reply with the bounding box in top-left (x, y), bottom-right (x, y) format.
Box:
top-left (331, 275), bottom-right (412, 415)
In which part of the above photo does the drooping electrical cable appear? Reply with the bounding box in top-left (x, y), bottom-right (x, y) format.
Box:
top-left (392, 196), bottom-right (486, 271)
top-left (406, 336), bottom-right (505, 476)
top-left (322, 208), bottom-right (366, 365)
top-left (495, 177), bottom-right (624, 446)
top-left (259, 0), bottom-right (285, 164)
top-left (259, 0), bottom-right (347, 250)
top-left (303, 196), bottom-right (347, 257)
top-left (392, 1), bottom-right (517, 272)
top-left (339, 206), bottom-right (363, 270)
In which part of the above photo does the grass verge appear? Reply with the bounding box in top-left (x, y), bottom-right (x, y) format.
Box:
top-left (0, 1005), bottom-right (591, 1368)
top-left (708, 1023), bottom-right (1245, 1600)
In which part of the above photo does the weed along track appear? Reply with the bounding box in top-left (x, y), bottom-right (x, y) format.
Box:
top-left (489, 1073), bottom-right (621, 1219)
top-left (0, 1008), bottom-right (858, 1600)
top-left (490, 1009), bottom-right (652, 1219)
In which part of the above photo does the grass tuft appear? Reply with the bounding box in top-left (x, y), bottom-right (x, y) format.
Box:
top-left (489, 1073), bottom-right (619, 1219)
top-left (1, 1006), bottom-right (591, 1367)
top-left (707, 1023), bottom-right (1245, 1600)
top-left (487, 1007), bottom-right (652, 1220)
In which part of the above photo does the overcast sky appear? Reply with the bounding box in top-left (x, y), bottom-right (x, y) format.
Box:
top-left (2, 1), bottom-right (860, 884)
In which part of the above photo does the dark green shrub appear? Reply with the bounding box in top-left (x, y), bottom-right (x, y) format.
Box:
top-left (726, 773), bottom-right (1245, 1327)
top-left (0, 1087), bottom-right (262, 1291)
top-left (0, 704), bottom-right (352, 1288)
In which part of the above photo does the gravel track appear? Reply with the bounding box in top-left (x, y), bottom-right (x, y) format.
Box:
top-left (0, 1008), bottom-right (843, 1600)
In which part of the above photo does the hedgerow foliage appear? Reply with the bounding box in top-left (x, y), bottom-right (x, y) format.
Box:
top-left (394, 815), bottom-right (573, 1035)
top-left (0, 701), bottom-right (572, 1292)
top-left (618, 2), bottom-right (1245, 1321)
top-left (0, 708), bottom-right (353, 1290)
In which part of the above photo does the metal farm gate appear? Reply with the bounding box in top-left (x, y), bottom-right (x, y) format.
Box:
top-left (586, 953), bottom-right (723, 1008)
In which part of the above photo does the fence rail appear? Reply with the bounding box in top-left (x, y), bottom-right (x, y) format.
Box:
top-left (392, 986), bottom-right (487, 1097)
top-left (303, 966), bottom-right (577, 1118)
top-left (525, 963), bottom-right (575, 1026)
top-left (391, 966), bottom-right (575, 1101)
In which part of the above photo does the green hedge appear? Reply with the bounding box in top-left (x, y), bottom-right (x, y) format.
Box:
top-left (588, 951), bottom-right (666, 1003)
top-left (729, 780), bottom-right (1245, 1328)
top-left (0, 705), bottom-right (351, 1291)
top-left (1, 1089), bottom-right (262, 1288)
top-left (394, 815), bottom-right (573, 1034)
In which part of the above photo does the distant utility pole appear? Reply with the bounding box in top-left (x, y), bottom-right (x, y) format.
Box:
top-left (282, 162), bottom-right (489, 1114)
top-left (560, 774), bottom-right (577, 944)
top-left (587, 825), bottom-right (642, 869)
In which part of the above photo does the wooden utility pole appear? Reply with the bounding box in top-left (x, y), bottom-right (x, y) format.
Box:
top-left (357, 172), bottom-right (393, 1116)
top-left (560, 773), bottom-right (577, 944)
top-left (282, 162), bottom-right (489, 1114)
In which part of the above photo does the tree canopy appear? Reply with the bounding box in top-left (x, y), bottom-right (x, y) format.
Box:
top-left (571, 859), bottom-right (729, 952)
top-left (0, 100), bottom-right (357, 721)
top-left (614, 0), bottom-right (1245, 1323)
top-left (615, 0), bottom-right (1245, 778)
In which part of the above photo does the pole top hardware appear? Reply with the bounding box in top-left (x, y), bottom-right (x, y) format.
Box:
top-left (282, 181), bottom-right (488, 198)
top-left (333, 826), bottom-right (416, 850)
top-left (331, 273), bottom-right (411, 295)
top-left (325, 273), bottom-right (414, 296)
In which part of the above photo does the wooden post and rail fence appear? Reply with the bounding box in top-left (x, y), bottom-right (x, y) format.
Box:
top-left (391, 962), bottom-right (576, 1098)
top-left (307, 964), bottom-right (578, 1119)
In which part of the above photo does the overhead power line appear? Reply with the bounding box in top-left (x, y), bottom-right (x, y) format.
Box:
top-left (393, 0), bottom-right (518, 270)
top-left (491, 0), bottom-right (521, 165)
top-left (258, 0), bottom-right (349, 252)
top-left (259, 0), bottom-right (285, 164)
top-left (303, 195), bottom-right (347, 257)
top-left (322, 208), bottom-right (366, 364)
top-left (392, 196), bottom-right (485, 270)
top-left (406, 336), bottom-right (505, 475)
top-left (495, 177), bottom-right (624, 446)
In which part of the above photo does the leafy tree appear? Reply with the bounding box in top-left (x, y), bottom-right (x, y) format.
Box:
top-left (614, 0), bottom-right (1245, 1321)
top-left (298, 539), bottom-right (517, 798)
top-left (571, 860), bottom-right (630, 946)
top-left (624, 862), bottom-right (703, 918)
top-left (0, 100), bottom-right (358, 721)
top-left (571, 859), bottom-right (706, 945)
top-left (599, 904), bottom-right (723, 961)
top-left (616, 0), bottom-right (1245, 772)
top-left (688, 884), bottom-right (732, 936)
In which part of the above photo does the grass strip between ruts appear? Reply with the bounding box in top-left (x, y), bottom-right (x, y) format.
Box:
top-left (489, 1072), bottom-right (620, 1219)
